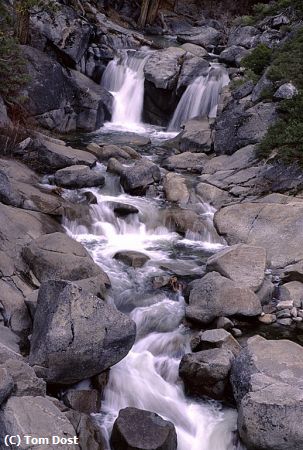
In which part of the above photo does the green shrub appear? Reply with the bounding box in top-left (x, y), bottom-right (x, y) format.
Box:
top-left (259, 93), bottom-right (303, 165)
top-left (242, 44), bottom-right (272, 76)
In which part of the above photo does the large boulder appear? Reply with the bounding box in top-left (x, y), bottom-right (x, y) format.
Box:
top-left (22, 232), bottom-right (110, 288)
top-left (30, 4), bottom-right (92, 66)
top-left (110, 407), bottom-right (177, 450)
top-left (175, 118), bottom-right (213, 153)
top-left (214, 200), bottom-right (303, 269)
top-left (29, 280), bottom-right (136, 384)
top-left (0, 396), bottom-right (80, 449)
top-left (190, 329), bottom-right (241, 356)
top-left (144, 47), bottom-right (185, 91)
top-left (219, 45), bottom-right (250, 66)
top-left (163, 152), bottom-right (208, 172)
top-left (54, 165), bottom-right (105, 189)
top-left (214, 102), bottom-right (277, 155)
top-left (16, 134), bottom-right (97, 174)
top-left (228, 26), bottom-right (260, 49)
top-left (179, 348), bottom-right (234, 400)
top-left (22, 46), bottom-right (112, 133)
top-left (186, 271), bottom-right (262, 325)
top-left (120, 159), bottom-right (161, 195)
top-left (206, 244), bottom-right (266, 292)
top-left (231, 336), bottom-right (303, 450)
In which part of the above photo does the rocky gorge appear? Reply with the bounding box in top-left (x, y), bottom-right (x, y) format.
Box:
top-left (0, 0), bottom-right (303, 449)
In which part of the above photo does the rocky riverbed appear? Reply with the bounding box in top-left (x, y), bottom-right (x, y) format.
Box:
top-left (0, 1), bottom-right (303, 449)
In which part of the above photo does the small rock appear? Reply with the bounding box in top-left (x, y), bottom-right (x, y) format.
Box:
top-left (258, 314), bottom-right (276, 324)
top-left (63, 389), bottom-right (101, 414)
top-left (276, 300), bottom-right (293, 310)
top-left (114, 251), bottom-right (150, 268)
top-left (293, 317), bottom-right (303, 323)
top-left (231, 328), bottom-right (242, 337)
top-left (276, 309), bottom-right (291, 319)
top-left (274, 83), bottom-right (298, 100)
top-left (277, 318), bottom-right (293, 326)
top-left (217, 317), bottom-right (234, 330)
top-left (291, 307), bottom-right (298, 318)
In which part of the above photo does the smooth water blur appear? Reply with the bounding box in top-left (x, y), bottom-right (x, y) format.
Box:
top-left (169, 65), bottom-right (230, 131)
top-left (63, 178), bottom-right (244, 450)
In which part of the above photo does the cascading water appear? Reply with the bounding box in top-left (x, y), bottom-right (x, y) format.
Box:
top-left (101, 50), bottom-right (150, 130)
top-left (168, 65), bottom-right (230, 131)
top-left (63, 171), bottom-right (245, 450)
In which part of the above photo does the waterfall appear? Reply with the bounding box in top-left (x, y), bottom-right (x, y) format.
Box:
top-left (168, 65), bottom-right (229, 132)
top-left (101, 50), bottom-right (150, 129)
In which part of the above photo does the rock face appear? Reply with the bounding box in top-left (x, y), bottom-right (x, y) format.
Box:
top-left (54, 165), bottom-right (105, 189)
top-left (214, 200), bottom-right (303, 269)
top-left (0, 396), bottom-right (80, 450)
top-left (120, 159), bottom-right (161, 195)
top-left (231, 336), bottom-right (303, 450)
top-left (179, 348), bottom-right (234, 399)
top-left (22, 232), bottom-right (110, 287)
top-left (186, 272), bottom-right (262, 325)
top-left (206, 244), bottom-right (266, 292)
top-left (144, 47), bottom-right (185, 90)
top-left (29, 280), bottom-right (136, 384)
top-left (110, 407), bottom-right (177, 450)
top-left (22, 46), bottom-right (112, 133)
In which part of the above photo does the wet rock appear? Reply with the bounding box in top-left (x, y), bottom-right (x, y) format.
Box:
top-left (181, 43), bottom-right (208, 58)
top-left (177, 26), bottom-right (222, 48)
top-left (228, 26), bottom-right (260, 49)
top-left (177, 54), bottom-right (209, 91)
top-left (163, 152), bottom-right (208, 172)
top-left (16, 134), bottom-right (97, 174)
top-left (163, 173), bottom-right (189, 204)
top-left (63, 389), bottom-right (101, 414)
top-left (29, 280), bottom-right (136, 384)
top-left (177, 118), bottom-right (213, 153)
top-left (179, 348), bottom-right (234, 400)
top-left (279, 281), bottom-right (303, 308)
top-left (0, 396), bottom-right (79, 449)
top-left (190, 329), bottom-right (241, 356)
top-left (0, 368), bottom-right (13, 405)
top-left (114, 251), bottom-right (150, 268)
top-left (22, 232), bottom-right (110, 287)
top-left (206, 244), bottom-right (266, 292)
top-left (120, 159), bottom-right (161, 195)
top-left (110, 407), bottom-right (177, 450)
top-left (214, 200), bottom-right (303, 269)
top-left (274, 82), bottom-right (298, 100)
top-left (231, 336), bottom-right (303, 450)
top-left (144, 47), bottom-right (185, 90)
top-left (162, 208), bottom-right (206, 235)
top-left (186, 272), bottom-right (262, 325)
top-left (54, 165), bottom-right (105, 189)
top-left (106, 202), bottom-right (139, 217)
top-left (87, 144), bottom-right (140, 162)
top-left (107, 157), bottom-right (125, 176)
top-left (219, 46), bottom-right (250, 66)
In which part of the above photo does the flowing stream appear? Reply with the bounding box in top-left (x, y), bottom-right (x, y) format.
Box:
top-left (63, 45), bottom-right (244, 450)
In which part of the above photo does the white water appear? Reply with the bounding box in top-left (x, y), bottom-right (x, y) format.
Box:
top-left (168, 65), bottom-right (230, 131)
top-left (101, 50), bottom-right (150, 131)
top-left (63, 176), bottom-right (244, 450)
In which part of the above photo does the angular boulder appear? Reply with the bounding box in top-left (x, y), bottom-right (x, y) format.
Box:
top-left (179, 348), bottom-right (234, 400)
top-left (231, 336), bottom-right (303, 450)
top-left (206, 244), bottom-right (266, 292)
top-left (54, 165), bottom-right (105, 189)
top-left (29, 280), bottom-right (136, 384)
top-left (186, 272), bottom-right (262, 325)
top-left (144, 47), bottom-right (185, 90)
top-left (190, 329), bottom-right (241, 356)
top-left (120, 159), bottom-right (161, 195)
top-left (110, 407), bottom-right (177, 450)
top-left (163, 173), bottom-right (189, 204)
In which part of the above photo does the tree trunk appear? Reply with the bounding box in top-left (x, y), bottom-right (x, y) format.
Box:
top-left (138, 0), bottom-right (151, 28)
top-left (16, 10), bottom-right (30, 45)
top-left (146, 0), bottom-right (161, 24)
